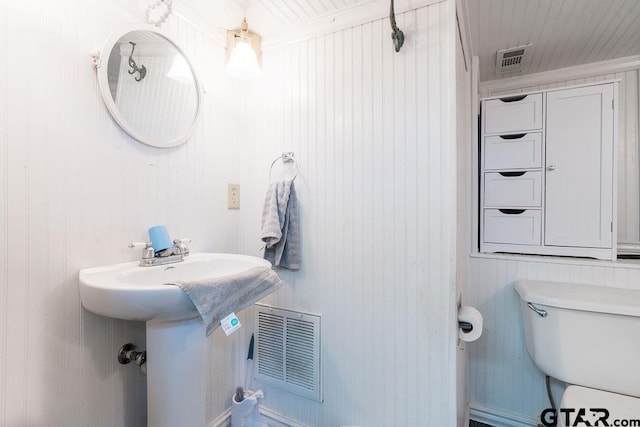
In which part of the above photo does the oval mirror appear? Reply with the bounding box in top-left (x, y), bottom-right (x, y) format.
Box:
top-left (96, 25), bottom-right (201, 148)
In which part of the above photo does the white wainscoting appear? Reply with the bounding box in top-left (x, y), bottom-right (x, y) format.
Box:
top-left (456, 6), bottom-right (474, 425)
top-left (0, 1), bottom-right (242, 425)
top-left (235, 1), bottom-right (459, 426)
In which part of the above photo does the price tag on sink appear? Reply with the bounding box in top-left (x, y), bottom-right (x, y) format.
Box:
top-left (221, 312), bottom-right (241, 336)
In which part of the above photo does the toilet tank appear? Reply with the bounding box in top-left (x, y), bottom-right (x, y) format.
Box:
top-left (514, 280), bottom-right (640, 397)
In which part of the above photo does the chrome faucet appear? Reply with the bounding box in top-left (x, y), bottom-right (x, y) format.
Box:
top-left (129, 238), bottom-right (191, 267)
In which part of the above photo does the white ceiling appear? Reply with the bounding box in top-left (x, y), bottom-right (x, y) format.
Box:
top-left (175, 0), bottom-right (640, 81)
top-left (463, 0), bottom-right (640, 82)
top-left (229, 0), bottom-right (370, 35)
top-left (176, 0), bottom-right (372, 42)
top-left (175, 0), bottom-right (443, 49)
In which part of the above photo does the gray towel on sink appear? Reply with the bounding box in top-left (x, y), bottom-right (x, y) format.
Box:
top-left (261, 180), bottom-right (301, 270)
top-left (170, 266), bottom-right (284, 336)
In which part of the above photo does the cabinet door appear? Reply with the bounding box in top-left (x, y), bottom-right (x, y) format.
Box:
top-left (545, 84), bottom-right (614, 248)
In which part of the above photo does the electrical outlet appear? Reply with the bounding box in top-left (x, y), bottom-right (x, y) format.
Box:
top-left (228, 183), bottom-right (240, 209)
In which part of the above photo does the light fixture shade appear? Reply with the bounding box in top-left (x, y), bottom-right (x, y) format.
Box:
top-left (226, 39), bottom-right (262, 79)
top-left (226, 18), bottom-right (262, 80)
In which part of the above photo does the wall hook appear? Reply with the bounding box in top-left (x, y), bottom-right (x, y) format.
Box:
top-left (390, 0), bottom-right (405, 53)
top-left (127, 42), bottom-right (147, 82)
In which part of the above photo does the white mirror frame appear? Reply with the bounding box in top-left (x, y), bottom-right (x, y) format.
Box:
top-left (94, 23), bottom-right (202, 148)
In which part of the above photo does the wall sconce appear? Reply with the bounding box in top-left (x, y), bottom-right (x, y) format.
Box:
top-left (226, 18), bottom-right (262, 79)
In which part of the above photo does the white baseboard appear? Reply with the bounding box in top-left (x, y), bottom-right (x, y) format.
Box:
top-left (208, 406), bottom-right (311, 427)
top-left (469, 402), bottom-right (539, 427)
top-left (214, 401), bottom-right (536, 427)
top-left (259, 407), bottom-right (311, 427)
top-left (209, 409), bottom-right (232, 427)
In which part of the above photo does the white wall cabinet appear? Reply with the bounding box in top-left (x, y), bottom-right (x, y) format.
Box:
top-left (480, 82), bottom-right (617, 260)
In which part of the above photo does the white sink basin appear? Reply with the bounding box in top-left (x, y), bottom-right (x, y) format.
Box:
top-left (79, 253), bottom-right (271, 322)
top-left (80, 252), bottom-right (276, 427)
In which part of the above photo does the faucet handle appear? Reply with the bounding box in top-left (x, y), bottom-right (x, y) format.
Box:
top-left (129, 242), bottom-right (155, 260)
top-left (129, 242), bottom-right (152, 249)
top-left (173, 238), bottom-right (191, 257)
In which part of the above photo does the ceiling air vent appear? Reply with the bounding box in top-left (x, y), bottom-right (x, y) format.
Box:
top-left (255, 304), bottom-right (322, 401)
top-left (496, 44), bottom-right (531, 75)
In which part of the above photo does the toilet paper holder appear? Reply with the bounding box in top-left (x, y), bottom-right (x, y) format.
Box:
top-left (458, 321), bottom-right (473, 333)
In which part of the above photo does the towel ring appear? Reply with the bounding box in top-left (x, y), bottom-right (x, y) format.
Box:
top-left (269, 152), bottom-right (298, 181)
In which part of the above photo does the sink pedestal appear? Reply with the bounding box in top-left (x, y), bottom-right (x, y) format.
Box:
top-left (146, 318), bottom-right (208, 427)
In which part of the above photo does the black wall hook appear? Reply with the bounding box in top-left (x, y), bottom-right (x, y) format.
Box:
top-left (390, 0), bottom-right (405, 53)
top-left (127, 42), bottom-right (147, 82)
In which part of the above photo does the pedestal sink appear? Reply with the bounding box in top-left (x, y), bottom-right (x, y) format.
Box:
top-left (79, 253), bottom-right (274, 427)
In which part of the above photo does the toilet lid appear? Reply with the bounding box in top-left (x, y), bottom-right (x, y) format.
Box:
top-left (559, 385), bottom-right (640, 427)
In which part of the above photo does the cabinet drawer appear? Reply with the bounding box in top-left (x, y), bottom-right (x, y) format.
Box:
top-left (484, 171), bottom-right (542, 207)
top-left (484, 209), bottom-right (541, 245)
top-left (484, 133), bottom-right (542, 170)
top-left (484, 93), bottom-right (543, 134)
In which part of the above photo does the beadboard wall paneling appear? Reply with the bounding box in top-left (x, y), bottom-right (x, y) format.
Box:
top-left (236, 2), bottom-right (458, 426)
top-left (0, 0), bottom-right (6, 423)
top-left (466, 255), bottom-right (640, 420)
top-left (0, 2), bottom-right (242, 425)
top-left (481, 67), bottom-right (640, 246)
top-left (456, 14), bottom-right (473, 427)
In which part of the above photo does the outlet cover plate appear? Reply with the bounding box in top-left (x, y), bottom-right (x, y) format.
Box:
top-left (228, 183), bottom-right (240, 209)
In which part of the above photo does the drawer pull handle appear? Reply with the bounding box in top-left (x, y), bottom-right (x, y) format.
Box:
top-left (547, 165), bottom-right (556, 171)
top-left (499, 95), bottom-right (527, 103)
top-left (499, 209), bottom-right (526, 215)
top-left (499, 133), bottom-right (527, 140)
top-left (498, 171), bottom-right (526, 177)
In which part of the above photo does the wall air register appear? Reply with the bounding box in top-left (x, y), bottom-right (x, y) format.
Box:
top-left (255, 304), bottom-right (322, 401)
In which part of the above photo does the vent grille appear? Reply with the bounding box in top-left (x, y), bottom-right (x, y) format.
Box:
top-left (255, 304), bottom-right (322, 401)
top-left (496, 44), bottom-right (531, 74)
top-left (257, 312), bottom-right (285, 380)
top-left (501, 54), bottom-right (522, 68)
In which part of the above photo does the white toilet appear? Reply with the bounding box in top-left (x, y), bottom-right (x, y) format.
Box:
top-left (515, 280), bottom-right (640, 426)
